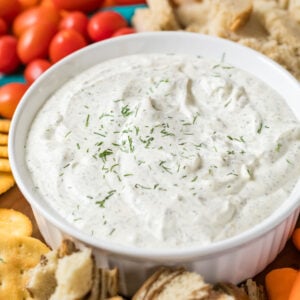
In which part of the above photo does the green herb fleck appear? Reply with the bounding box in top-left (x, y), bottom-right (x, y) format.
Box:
top-left (257, 122), bottom-right (263, 134)
top-left (96, 190), bottom-right (116, 208)
top-left (99, 149), bottom-right (113, 162)
top-left (191, 176), bottom-right (198, 182)
top-left (65, 131), bottom-right (72, 138)
top-left (85, 114), bottom-right (90, 127)
top-left (276, 143), bottom-right (282, 152)
top-left (121, 105), bottom-right (133, 117)
top-left (159, 161), bottom-right (172, 174)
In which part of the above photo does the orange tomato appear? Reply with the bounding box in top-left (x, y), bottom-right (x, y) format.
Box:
top-left (17, 22), bottom-right (57, 64)
top-left (0, 35), bottom-right (21, 74)
top-left (49, 29), bottom-right (87, 63)
top-left (24, 59), bottom-right (52, 84)
top-left (0, 83), bottom-right (29, 119)
top-left (51, 0), bottom-right (104, 13)
top-left (13, 5), bottom-right (60, 37)
top-left (19, 0), bottom-right (41, 10)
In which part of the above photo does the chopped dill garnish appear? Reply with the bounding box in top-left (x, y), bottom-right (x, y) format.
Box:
top-left (159, 161), bottom-right (172, 174)
top-left (257, 121), bottom-right (263, 134)
top-left (99, 113), bottom-right (114, 120)
top-left (85, 114), bottom-right (90, 127)
top-left (121, 104), bottom-right (133, 117)
top-left (99, 149), bottom-right (113, 162)
top-left (76, 143), bottom-right (80, 149)
top-left (191, 176), bottom-right (198, 182)
top-left (161, 128), bottom-right (175, 137)
top-left (63, 163), bottom-right (70, 168)
top-left (65, 131), bottom-right (72, 138)
top-left (276, 143), bottom-right (282, 152)
top-left (109, 228), bottom-right (116, 235)
top-left (96, 190), bottom-right (116, 208)
top-left (134, 183), bottom-right (151, 189)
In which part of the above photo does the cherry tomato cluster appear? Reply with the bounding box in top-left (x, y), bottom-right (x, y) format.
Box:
top-left (0, 0), bottom-right (144, 119)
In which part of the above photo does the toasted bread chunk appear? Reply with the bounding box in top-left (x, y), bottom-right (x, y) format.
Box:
top-left (132, 8), bottom-right (162, 31)
top-left (214, 282), bottom-right (250, 300)
top-left (241, 279), bottom-right (267, 300)
top-left (288, 0), bottom-right (300, 21)
top-left (27, 250), bottom-right (59, 300)
top-left (176, 0), bottom-right (252, 37)
top-left (50, 247), bottom-right (93, 300)
top-left (154, 271), bottom-right (211, 300)
top-left (132, 0), bottom-right (181, 32)
top-left (212, 0), bottom-right (253, 32)
top-left (147, 0), bottom-right (181, 30)
top-left (175, 1), bottom-right (211, 28)
top-left (99, 268), bottom-right (119, 300)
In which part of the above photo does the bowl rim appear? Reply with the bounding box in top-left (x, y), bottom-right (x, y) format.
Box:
top-left (9, 31), bottom-right (300, 260)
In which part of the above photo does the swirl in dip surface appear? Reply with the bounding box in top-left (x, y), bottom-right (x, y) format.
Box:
top-left (26, 54), bottom-right (300, 249)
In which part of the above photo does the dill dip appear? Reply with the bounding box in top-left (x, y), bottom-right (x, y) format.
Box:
top-left (26, 54), bottom-right (300, 249)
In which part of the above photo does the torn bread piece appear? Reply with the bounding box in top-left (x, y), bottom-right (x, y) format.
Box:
top-left (176, 0), bottom-right (252, 37)
top-left (288, 0), bottom-right (300, 22)
top-left (240, 279), bottom-right (267, 300)
top-left (132, 0), bottom-right (181, 32)
top-left (50, 247), bottom-right (94, 300)
top-left (27, 239), bottom-right (120, 300)
top-left (27, 251), bottom-right (59, 300)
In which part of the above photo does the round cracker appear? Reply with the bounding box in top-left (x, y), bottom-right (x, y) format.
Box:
top-left (0, 172), bottom-right (14, 195)
top-left (0, 119), bottom-right (10, 133)
top-left (0, 209), bottom-right (33, 237)
top-left (0, 146), bottom-right (8, 158)
top-left (0, 235), bottom-right (49, 300)
top-left (0, 159), bottom-right (10, 172)
top-left (0, 134), bottom-right (8, 146)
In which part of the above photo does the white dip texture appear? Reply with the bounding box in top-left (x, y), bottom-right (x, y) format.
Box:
top-left (26, 54), bottom-right (300, 249)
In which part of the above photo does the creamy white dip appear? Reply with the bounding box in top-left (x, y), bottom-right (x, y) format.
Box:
top-left (26, 54), bottom-right (300, 248)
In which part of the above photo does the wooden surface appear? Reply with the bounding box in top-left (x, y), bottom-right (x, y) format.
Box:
top-left (1, 185), bottom-right (300, 287)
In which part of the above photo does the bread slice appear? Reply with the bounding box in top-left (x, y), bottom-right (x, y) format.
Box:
top-left (154, 271), bottom-right (211, 300)
top-left (49, 247), bottom-right (94, 300)
top-left (132, 0), bottom-right (181, 32)
top-left (27, 250), bottom-right (59, 300)
top-left (213, 282), bottom-right (250, 300)
top-left (240, 279), bottom-right (267, 300)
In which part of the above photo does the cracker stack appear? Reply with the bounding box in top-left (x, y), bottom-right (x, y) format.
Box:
top-left (0, 119), bottom-right (15, 195)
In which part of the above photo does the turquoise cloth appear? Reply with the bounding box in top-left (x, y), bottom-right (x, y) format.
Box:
top-left (0, 4), bottom-right (145, 87)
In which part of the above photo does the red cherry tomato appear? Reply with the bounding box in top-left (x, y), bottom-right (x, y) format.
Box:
top-left (13, 5), bottom-right (61, 37)
top-left (51, 0), bottom-right (104, 13)
top-left (0, 18), bottom-right (8, 36)
top-left (49, 29), bottom-right (87, 63)
top-left (24, 59), bottom-right (52, 84)
top-left (112, 27), bottom-right (136, 37)
top-left (19, 0), bottom-right (42, 10)
top-left (0, 0), bottom-right (21, 24)
top-left (59, 11), bottom-right (89, 41)
top-left (17, 22), bottom-right (57, 64)
top-left (0, 83), bottom-right (29, 119)
top-left (0, 35), bottom-right (21, 74)
top-left (88, 11), bottom-right (127, 42)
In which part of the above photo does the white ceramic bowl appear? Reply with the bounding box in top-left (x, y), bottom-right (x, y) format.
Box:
top-left (9, 32), bottom-right (300, 296)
